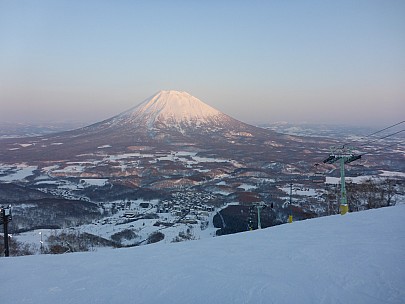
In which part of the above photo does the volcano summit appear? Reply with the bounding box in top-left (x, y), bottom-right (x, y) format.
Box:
top-left (122, 90), bottom-right (223, 125)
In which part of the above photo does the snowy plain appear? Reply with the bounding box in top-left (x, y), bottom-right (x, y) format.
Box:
top-left (2, 205), bottom-right (404, 304)
top-left (0, 164), bottom-right (37, 182)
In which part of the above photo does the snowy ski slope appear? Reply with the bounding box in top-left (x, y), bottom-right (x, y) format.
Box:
top-left (2, 205), bottom-right (404, 304)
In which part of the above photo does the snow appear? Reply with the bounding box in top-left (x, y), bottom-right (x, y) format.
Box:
top-left (279, 185), bottom-right (318, 196)
top-left (34, 180), bottom-right (61, 185)
top-left (11, 229), bottom-right (46, 251)
top-left (0, 164), bottom-right (37, 181)
top-left (156, 151), bottom-right (229, 165)
top-left (12, 197), bottom-right (218, 249)
top-left (52, 165), bottom-right (85, 174)
top-left (80, 178), bottom-right (108, 187)
top-left (107, 153), bottom-right (153, 161)
top-left (326, 176), bottom-right (374, 184)
top-left (326, 170), bottom-right (405, 185)
top-left (238, 183), bottom-right (257, 191)
top-left (192, 156), bottom-right (228, 163)
top-left (2, 205), bottom-right (404, 304)
top-left (123, 90), bottom-right (223, 124)
top-left (380, 170), bottom-right (405, 178)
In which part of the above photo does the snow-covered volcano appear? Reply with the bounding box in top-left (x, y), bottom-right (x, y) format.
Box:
top-left (83, 90), bottom-right (267, 140)
top-left (105, 90), bottom-right (249, 134)
top-left (0, 90), bottom-right (276, 160)
top-left (122, 90), bottom-right (223, 126)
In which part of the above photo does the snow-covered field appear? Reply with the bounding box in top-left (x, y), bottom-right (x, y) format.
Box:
top-left (0, 164), bottom-right (37, 181)
top-left (0, 149), bottom-right (239, 180)
top-left (2, 205), bottom-right (404, 304)
top-left (325, 170), bottom-right (405, 185)
top-left (279, 185), bottom-right (318, 197)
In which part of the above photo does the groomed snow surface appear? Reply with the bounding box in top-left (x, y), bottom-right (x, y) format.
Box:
top-left (2, 205), bottom-right (405, 304)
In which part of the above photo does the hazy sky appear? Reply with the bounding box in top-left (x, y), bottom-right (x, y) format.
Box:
top-left (1, 0), bottom-right (404, 127)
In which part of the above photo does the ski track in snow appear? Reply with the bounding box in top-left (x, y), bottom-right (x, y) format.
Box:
top-left (1, 205), bottom-right (405, 304)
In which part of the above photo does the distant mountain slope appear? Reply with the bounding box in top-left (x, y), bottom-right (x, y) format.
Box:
top-left (2, 205), bottom-right (404, 304)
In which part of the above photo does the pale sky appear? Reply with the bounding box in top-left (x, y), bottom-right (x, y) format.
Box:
top-left (0, 0), bottom-right (404, 127)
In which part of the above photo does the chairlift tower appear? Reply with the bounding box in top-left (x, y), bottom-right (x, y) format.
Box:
top-left (323, 146), bottom-right (361, 215)
top-left (248, 202), bottom-right (269, 230)
top-left (256, 203), bottom-right (266, 229)
top-left (1, 205), bottom-right (12, 257)
top-left (288, 183), bottom-right (293, 223)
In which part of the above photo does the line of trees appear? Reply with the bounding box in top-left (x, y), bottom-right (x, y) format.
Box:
top-left (324, 177), bottom-right (404, 213)
top-left (347, 178), bottom-right (402, 212)
top-left (0, 235), bottom-right (35, 257)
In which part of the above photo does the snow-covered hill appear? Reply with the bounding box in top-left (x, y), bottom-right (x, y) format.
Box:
top-left (2, 205), bottom-right (404, 304)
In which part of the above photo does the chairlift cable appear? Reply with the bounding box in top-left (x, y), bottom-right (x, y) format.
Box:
top-left (360, 140), bottom-right (404, 156)
top-left (342, 120), bottom-right (405, 147)
top-left (359, 129), bottom-right (405, 147)
top-left (360, 120), bottom-right (404, 140)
